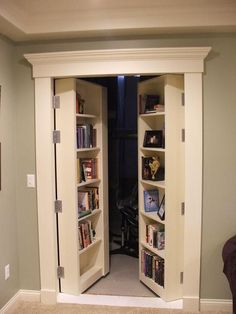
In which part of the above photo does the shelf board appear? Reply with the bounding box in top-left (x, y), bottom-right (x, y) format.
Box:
top-left (80, 265), bottom-right (103, 293)
top-left (140, 112), bottom-right (165, 117)
top-left (141, 241), bottom-right (165, 259)
top-left (140, 179), bottom-right (165, 189)
top-left (76, 113), bottom-right (97, 119)
top-left (140, 146), bottom-right (165, 153)
top-left (140, 272), bottom-right (164, 297)
top-left (77, 179), bottom-right (100, 188)
top-left (140, 210), bottom-right (165, 224)
top-left (78, 209), bottom-right (102, 222)
top-left (77, 147), bottom-right (100, 152)
top-left (79, 237), bottom-right (102, 256)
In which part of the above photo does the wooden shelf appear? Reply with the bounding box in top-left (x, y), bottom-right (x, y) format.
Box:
top-left (138, 75), bottom-right (184, 301)
top-left (79, 237), bottom-right (102, 256)
top-left (78, 209), bottom-right (102, 222)
top-left (140, 179), bottom-right (165, 189)
top-left (140, 210), bottom-right (165, 224)
top-left (76, 113), bottom-right (97, 119)
top-left (80, 265), bottom-right (103, 293)
top-left (140, 112), bottom-right (165, 117)
top-left (140, 273), bottom-right (164, 297)
top-left (77, 147), bottom-right (100, 152)
top-left (140, 146), bottom-right (165, 153)
top-left (141, 241), bottom-right (165, 259)
top-left (77, 179), bottom-right (100, 188)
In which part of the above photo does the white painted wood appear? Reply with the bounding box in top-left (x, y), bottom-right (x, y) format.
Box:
top-left (24, 47), bottom-right (211, 78)
top-left (58, 292), bottom-right (183, 309)
top-left (200, 298), bottom-right (233, 312)
top-left (55, 78), bottom-right (80, 294)
top-left (34, 78), bottom-right (58, 304)
top-left (26, 47), bottom-right (211, 310)
top-left (138, 75), bottom-right (184, 301)
top-left (183, 73), bottom-right (203, 311)
top-left (55, 78), bottom-right (109, 294)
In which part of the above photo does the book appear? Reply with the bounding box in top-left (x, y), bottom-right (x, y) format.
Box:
top-left (76, 92), bottom-right (84, 114)
top-left (142, 156), bottom-right (164, 181)
top-left (78, 191), bottom-right (89, 212)
top-left (77, 158), bottom-right (98, 182)
top-left (77, 124), bottom-right (96, 149)
top-left (143, 189), bottom-right (159, 212)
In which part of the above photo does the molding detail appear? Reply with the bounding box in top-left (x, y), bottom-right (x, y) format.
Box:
top-left (24, 47), bottom-right (211, 78)
top-left (200, 298), bottom-right (232, 312)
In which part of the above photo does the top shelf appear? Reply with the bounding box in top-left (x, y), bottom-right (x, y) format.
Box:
top-left (139, 112), bottom-right (165, 118)
top-left (76, 113), bottom-right (97, 119)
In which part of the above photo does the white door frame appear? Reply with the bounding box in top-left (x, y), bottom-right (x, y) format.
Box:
top-left (25, 47), bottom-right (211, 311)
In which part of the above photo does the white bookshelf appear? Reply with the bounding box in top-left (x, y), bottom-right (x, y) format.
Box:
top-left (55, 78), bottom-right (108, 294)
top-left (138, 75), bottom-right (185, 301)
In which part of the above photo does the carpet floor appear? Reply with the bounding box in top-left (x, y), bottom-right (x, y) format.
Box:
top-left (85, 254), bottom-right (155, 297)
top-left (11, 301), bottom-right (232, 314)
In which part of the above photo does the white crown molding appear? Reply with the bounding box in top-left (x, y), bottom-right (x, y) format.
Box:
top-left (24, 47), bottom-right (211, 78)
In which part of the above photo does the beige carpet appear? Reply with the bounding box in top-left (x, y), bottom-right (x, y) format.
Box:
top-left (11, 301), bottom-right (232, 314)
top-left (85, 254), bottom-right (155, 297)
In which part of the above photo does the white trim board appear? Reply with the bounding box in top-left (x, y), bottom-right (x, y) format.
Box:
top-left (58, 293), bottom-right (183, 309)
top-left (200, 298), bottom-right (233, 312)
top-left (24, 47), bottom-right (211, 311)
top-left (0, 290), bottom-right (232, 313)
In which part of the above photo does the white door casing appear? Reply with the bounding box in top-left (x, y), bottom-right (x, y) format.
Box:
top-left (25, 47), bottom-right (211, 311)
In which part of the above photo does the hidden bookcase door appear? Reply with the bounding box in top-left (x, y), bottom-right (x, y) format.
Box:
top-left (55, 78), bottom-right (109, 294)
top-left (138, 75), bottom-right (185, 301)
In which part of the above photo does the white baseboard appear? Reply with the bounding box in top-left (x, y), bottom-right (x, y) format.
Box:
top-left (200, 298), bottom-right (232, 312)
top-left (0, 290), bottom-right (41, 314)
top-left (58, 293), bottom-right (183, 309)
top-left (0, 290), bottom-right (232, 313)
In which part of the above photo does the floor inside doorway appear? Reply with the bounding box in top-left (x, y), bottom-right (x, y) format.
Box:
top-left (84, 254), bottom-right (156, 297)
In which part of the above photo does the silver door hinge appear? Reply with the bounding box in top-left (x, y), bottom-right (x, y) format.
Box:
top-left (53, 95), bottom-right (60, 109)
top-left (180, 271), bottom-right (184, 284)
top-left (181, 93), bottom-right (185, 106)
top-left (181, 129), bottom-right (185, 142)
top-left (181, 202), bottom-right (185, 216)
top-left (54, 200), bottom-right (62, 213)
top-left (53, 130), bottom-right (61, 144)
top-left (57, 266), bottom-right (64, 279)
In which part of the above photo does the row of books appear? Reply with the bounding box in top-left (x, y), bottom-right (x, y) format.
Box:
top-left (146, 224), bottom-right (165, 250)
top-left (78, 220), bottom-right (95, 250)
top-left (142, 156), bottom-right (164, 181)
top-left (141, 249), bottom-right (165, 287)
top-left (139, 94), bottom-right (164, 114)
top-left (78, 187), bottom-right (99, 218)
top-left (77, 123), bottom-right (97, 149)
top-left (77, 158), bottom-right (98, 183)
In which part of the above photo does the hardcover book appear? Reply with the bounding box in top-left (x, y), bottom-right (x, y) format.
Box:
top-left (143, 189), bottom-right (159, 212)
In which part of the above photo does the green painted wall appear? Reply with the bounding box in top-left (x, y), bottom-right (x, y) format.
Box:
top-left (2, 33), bottom-right (236, 308)
top-left (0, 36), bottom-right (19, 309)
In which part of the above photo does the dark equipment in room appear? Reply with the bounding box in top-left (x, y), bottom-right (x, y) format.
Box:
top-left (222, 234), bottom-right (236, 314)
top-left (108, 76), bottom-right (139, 258)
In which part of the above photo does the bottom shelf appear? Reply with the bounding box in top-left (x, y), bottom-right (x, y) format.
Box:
top-left (80, 265), bottom-right (103, 293)
top-left (140, 272), bottom-right (164, 297)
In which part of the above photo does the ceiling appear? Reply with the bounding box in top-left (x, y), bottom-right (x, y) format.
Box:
top-left (0, 0), bottom-right (236, 42)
